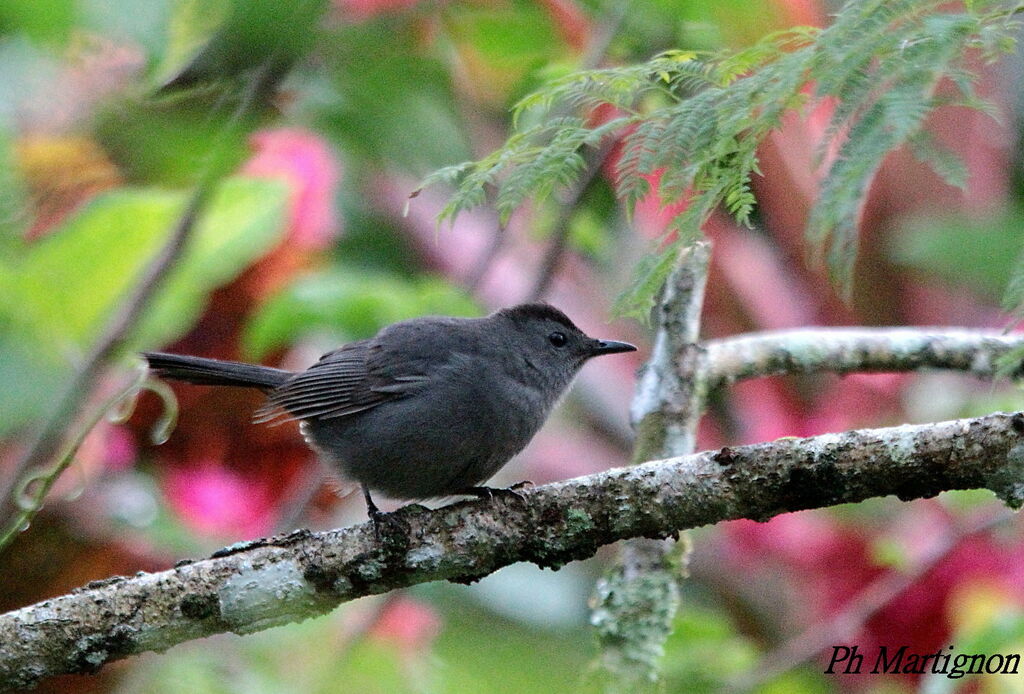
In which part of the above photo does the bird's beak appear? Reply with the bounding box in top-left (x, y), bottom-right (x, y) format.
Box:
top-left (589, 339), bottom-right (637, 356)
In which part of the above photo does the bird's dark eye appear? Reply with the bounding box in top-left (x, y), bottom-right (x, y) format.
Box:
top-left (548, 331), bottom-right (567, 347)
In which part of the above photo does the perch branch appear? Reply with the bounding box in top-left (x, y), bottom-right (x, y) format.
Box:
top-left (4, 409), bottom-right (1023, 688)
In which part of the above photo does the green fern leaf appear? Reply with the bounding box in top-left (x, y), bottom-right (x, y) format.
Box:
top-left (907, 131), bottom-right (969, 189)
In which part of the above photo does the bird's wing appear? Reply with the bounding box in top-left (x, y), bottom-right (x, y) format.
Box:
top-left (253, 338), bottom-right (430, 424)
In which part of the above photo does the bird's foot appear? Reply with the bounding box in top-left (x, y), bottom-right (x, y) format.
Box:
top-left (367, 506), bottom-right (411, 538)
top-left (456, 481), bottom-right (533, 505)
top-left (362, 484), bottom-right (411, 538)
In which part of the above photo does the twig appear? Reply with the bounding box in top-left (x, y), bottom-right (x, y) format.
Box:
top-left (629, 242), bottom-right (711, 459)
top-left (2, 410), bottom-right (1023, 690)
top-left (525, 1), bottom-right (628, 301)
top-left (579, 0), bottom-right (628, 71)
top-left (704, 328), bottom-right (1024, 389)
top-left (0, 369), bottom-right (147, 550)
top-left (464, 219), bottom-right (507, 292)
top-left (0, 186), bottom-right (207, 525)
top-left (526, 140), bottom-right (616, 301)
top-left (594, 316), bottom-right (1024, 686)
top-left (471, 1), bottom-right (626, 295)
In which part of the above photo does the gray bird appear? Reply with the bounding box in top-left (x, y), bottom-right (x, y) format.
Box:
top-left (143, 304), bottom-right (636, 524)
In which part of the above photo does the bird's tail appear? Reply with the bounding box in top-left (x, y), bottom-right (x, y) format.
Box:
top-left (143, 352), bottom-right (292, 391)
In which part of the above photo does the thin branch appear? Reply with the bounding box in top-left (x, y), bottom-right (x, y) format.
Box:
top-left (526, 140), bottom-right (616, 301)
top-left (2, 410), bottom-right (1023, 690)
top-left (524, 2), bottom-right (627, 302)
top-left (594, 324), bottom-right (1023, 688)
top-left (704, 328), bottom-right (1024, 389)
top-left (471, 1), bottom-right (626, 296)
top-left (0, 186), bottom-right (208, 525)
top-left (0, 54), bottom-right (277, 540)
top-left (464, 218), bottom-right (507, 292)
top-left (629, 242), bottom-right (711, 459)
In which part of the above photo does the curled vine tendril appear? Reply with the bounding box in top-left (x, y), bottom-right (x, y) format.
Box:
top-left (0, 362), bottom-right (179, 552)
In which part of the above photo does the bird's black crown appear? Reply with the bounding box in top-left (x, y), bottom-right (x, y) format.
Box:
top-left (498, 303), bottom-right (580, 332)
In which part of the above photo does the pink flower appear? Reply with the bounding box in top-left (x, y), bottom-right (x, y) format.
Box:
top-left (241, 128), bottom-right (342, 248)
top-left (78, 421), bottom-right (137, 473)
top-left (163, 461), bottom-right (277, 539)
top-left (370, 596), bottom-right (442, 652)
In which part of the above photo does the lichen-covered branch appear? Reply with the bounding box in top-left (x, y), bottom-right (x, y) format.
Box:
top-left (592, 242), bottom-right (710, 690)
top-left (704, 328), bottom-right (1024, 389)
top-left (629, 242), bottom-right (711, 460)
top-left (3, 410), bottom-right (1023, 691)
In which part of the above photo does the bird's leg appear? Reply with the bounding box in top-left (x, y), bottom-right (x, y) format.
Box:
top-left (362, 483), bottom-right (383, 520)
top-left (362, 484), bottom-right (409, 537)
top-left (455, 481), bottom-right (533, 504)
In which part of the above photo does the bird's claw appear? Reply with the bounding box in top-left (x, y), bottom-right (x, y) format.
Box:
top-left (368, 507), bottom-right (410, 538)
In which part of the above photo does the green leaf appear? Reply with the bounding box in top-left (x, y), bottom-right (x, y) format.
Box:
top-left (0, 308), bottom-right (67, 438)
top-left (151, 0), bottom-right (230, 87)
top-left (890, 209), bottom-right (1024, 300)
top-left (0, 0), bottom-right (77, 43)
top-left (10, 177), bottom-right (286, 351)
top-left (612, 240), bottom-right (684, 321)
top-left (907, 131), bottom-right (970, 190)
top-left (243, 269), bottom-right (478, 359)
top-left (134, 178), bottom-right (289, 348)
top-left (319, 22), bottom-right (470, 173)
top-left (424, 0), bottom-right (1014, 313)
top-left (12, 188), bottom-right (184, 352)
top-left (920, 609), bottom-right (1024, 694)
top-left (0, 128), bottom-right (26, 250)
top-left (0, 177), bottom-right (287, 436)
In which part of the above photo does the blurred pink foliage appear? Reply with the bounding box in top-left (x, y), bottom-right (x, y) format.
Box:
top-left (19, 36), bottom-right (143, 134)
top-left (370, 595), bottom-right (443, 652)
top-left (8, 1), bottom-right (1022, 687)
top-left (589, 1), bottom-right (1023, 680)
top-left (80, 422), bottom-right (137, 474)
top-left (163, 461), bottom-right (278, 539)
top-left (139, 128), bottom-right (344, 540)
top-left (241, 128), bottom-right (343, 248)
top-left (719, 503), bottom-right (1024, 677)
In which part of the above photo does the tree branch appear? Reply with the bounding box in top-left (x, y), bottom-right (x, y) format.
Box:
top-left (704, 328), bottom-right (1024, 389)
top-left (4, 409), bottom-right (1022, 690)
top-left (591, 242), bottom-right (710, 689)
top-left (526, 139), bottom-right (616, 302)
